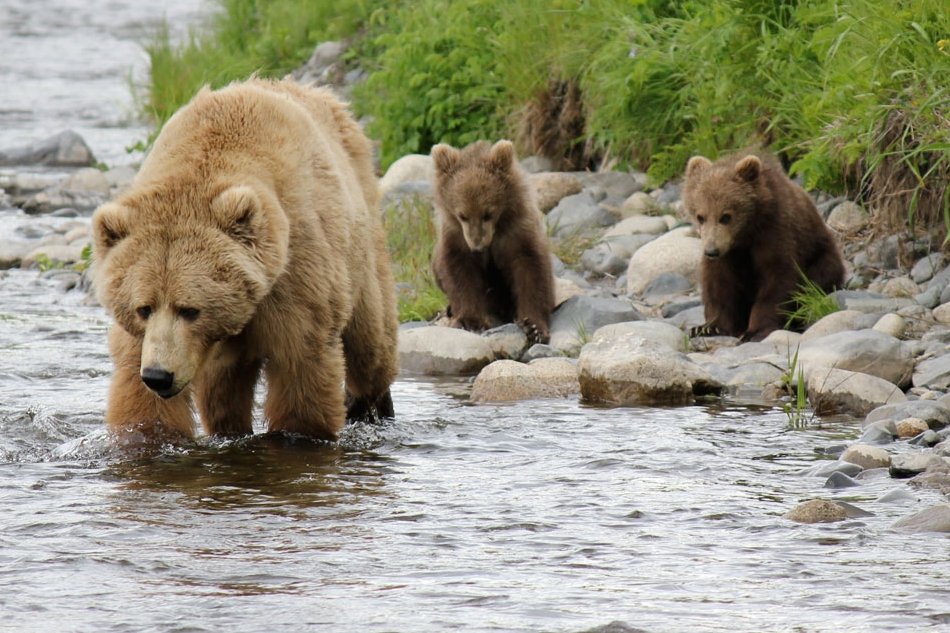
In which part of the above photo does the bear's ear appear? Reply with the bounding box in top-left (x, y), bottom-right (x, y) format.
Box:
top-left (92, 202), bottom-right (131, 254)
top-left (432, 144), bottom-right (461, 177)
top-left (488, 140), bottom-right (515, 173)
top-left (685, 156), bottom-right (712, 179)
top-left (211, 185), bottom-right (262, 247)
top-left (734, 155), bottom-right (762, 183)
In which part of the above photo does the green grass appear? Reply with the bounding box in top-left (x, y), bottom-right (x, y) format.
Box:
top-left (383, 194), bottom-right (446, 322)
top-left (783, 272), bottom-right (841, 330)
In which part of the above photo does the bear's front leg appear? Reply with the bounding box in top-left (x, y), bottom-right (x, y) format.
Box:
top-left (509, 250), bottom-right (554, 344)
top-left (193, 342), bottom-right (261, 438)
top-left (104, 326), bottom-right (195, 442)
top-left (263, 337), bottom-right (346, 441)
top-left (433, 244), bottom-right (494, 332)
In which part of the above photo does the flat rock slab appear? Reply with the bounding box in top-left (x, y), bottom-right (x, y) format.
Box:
top-left (398, 326), bottom-right (494, 376)
top-left (798, 329), bottom-right (913, 387)
top-left (806, 367), bottom-right (905, 417)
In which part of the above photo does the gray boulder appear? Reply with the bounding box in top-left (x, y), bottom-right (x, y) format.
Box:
top-left (398, 326), bottom-right (494, 375)
top-left (798, 330), bottom-right (913, 387)
top-left (0, 130), bottom-right (95, 167)
top-left (547, 191), bottom-right (618, 237)
top-left (806, 367), bottom-right (905, 417)
top-left (549, 295), bottom-right (643, 354)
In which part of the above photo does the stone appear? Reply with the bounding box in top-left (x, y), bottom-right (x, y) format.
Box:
top-left (840, 444), bottom-right (891, 470)
top-left (831, 290), bottom-right (915, 314)
top-left (761, 329), bottom-right (802, 349)
top-left (932, 302), bottom-right (950, 325)
top-left (578, 335), bottom-right (722, 406)
top-left (619, 191), bottom-right (661, 217)
top-left (549, 295), bottom-right (643, 354)
top-left (800, 310), bottom-right (874, 341)
top-left (641, 271), bottom-right (693, 300)
top-left (896, 417), bottom-right (930, 438)
top-left (379, 154), bottom-right (433, 195)
top-left (0, 130), bottom-right (96, 167)
top-left (398, 326), bottom-right (494, 375)
top-left (890, 504), bottom-right (950, 533)
top-left (571, 171), bottom-right (646, 200)
top-left (63, 168), bottom-right (110, 196)
top-left (553, 276), bottom-right (586, 308)
top-left (864, 400), bottom-right (950, 432)
top-left (908, 471), bottom-right (950, 496)
top-left (798, 330), bottom-right (913, 387)
top-left (21, 243), bottom-right (86, 269)
top-left (591, 320), bottom-right (689, 352)
top-left (529, 172), bottom-right (582, 214)
top-left (580, 234), bottom-right (654, 276)
top-left (824, 471), bottom-right (861, 488)
top-left (911, 253), bottom-right (945, 284)
top-left (872, 313), bottom-right (906, 339)
top-left (625, 225), bottom-right (701, 296)
top-left (521, 343), bottom-right (562, 362)
top-left (546, 191), bottom-right (618, 237)
top-left (604, 214), bottom-right (669, 238)
top-left (881, 276), bottom-right (919, 298)
top-left (889, 453), bottom-right (947, 479)
top-left (482, 323), bottom-right (528, 360)
top-left (783, 499), bottom-right (848, 524)
top-left (912, 353), bottom-right (950, 391)
top-left (858, 420), bottom-right (898, 445)
top-left (0, 242), bottom-right (30, 270)
top-left (826, 201), bottom-right (869, 233)
top-left (470, 358), bottom-right (579, 402)
top-left (806, 367), bottom-right (905, 416)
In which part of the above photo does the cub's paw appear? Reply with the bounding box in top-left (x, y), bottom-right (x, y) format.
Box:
top-left (517, 318), bottom-right (550, 345)
top-left (450, 314), bottom-right (492, 333)
top-left (688, 323), bottom-right (723, 338)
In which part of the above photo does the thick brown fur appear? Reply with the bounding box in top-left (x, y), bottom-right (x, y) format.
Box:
top-left (91, 78), bottom-right (399, 442)
top-left (431, 140), bottom-right (555, 343)
top-left (682, 151), bottom-right (846, 341)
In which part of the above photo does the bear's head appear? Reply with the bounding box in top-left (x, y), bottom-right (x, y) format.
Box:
top-left (683, 154), bottom-right (763, 258)
top-left (91, 182), bottom-right (289, 399)
top-left (431, 140), bottom-right (519, 252)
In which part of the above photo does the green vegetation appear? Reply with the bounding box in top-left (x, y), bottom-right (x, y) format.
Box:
top-left (784, 273), bottom-right (841, 330)
top-left (781, 345), bottom-right (815, 429)
top-left (383, 195), bottom-right (445, 322)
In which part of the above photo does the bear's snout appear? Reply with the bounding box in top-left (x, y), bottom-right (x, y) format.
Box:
top-left (141, 366), bottom-right (177, 398)
top-left (704, 246), bottom-right (721, 258)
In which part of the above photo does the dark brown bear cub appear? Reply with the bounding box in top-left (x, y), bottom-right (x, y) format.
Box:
top-left (431, 140), bottom-right (555, 343)
top-left (683, 151), bottom-right (845, 341)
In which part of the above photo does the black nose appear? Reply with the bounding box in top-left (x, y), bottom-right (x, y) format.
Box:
top-left (141, 367), bottom-right (175, 397)
top-left (704, 247), bottom-right (720, 258)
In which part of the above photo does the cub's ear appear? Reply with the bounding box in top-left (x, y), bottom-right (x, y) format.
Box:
top-left (734, 155), bottom-right (762, 182)
top-left (431, 144), bottom-right (461, 177)
top-left (91, 202), bottom-right (131, 254)
top-left (685, 156), bottom-right (712, 179)
top-left (488, 140), bottom-right (515, 172)
top-left (211, 185), bottom-right (263, 246)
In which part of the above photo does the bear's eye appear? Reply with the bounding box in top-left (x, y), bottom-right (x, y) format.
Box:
top-left (136, 305), bottom-right (152, 320)
top-left (458, 214), bottom-right (469, 222)
top-left (720, 213), bottom-right (732, 225)
top-left (696, 214), bottom-right (705, 225)
top-left (177, 307), bottom-right (200, 321)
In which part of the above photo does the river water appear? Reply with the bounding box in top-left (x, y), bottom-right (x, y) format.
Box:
top-left (1, 3), bottom-right (949, 633)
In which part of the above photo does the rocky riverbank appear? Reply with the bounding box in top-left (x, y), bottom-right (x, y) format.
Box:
top-left (1, 44), bottom-right (947, 531)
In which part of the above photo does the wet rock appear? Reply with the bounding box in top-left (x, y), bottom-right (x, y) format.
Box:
top-left (0, 242), bottom-right (30, 269)
top-left (909, 429), bottom-right (941, 447)
top-left (864, 400), bottom-right (950, 432)
top-left (798, 329), bottom-right (913, 387)
top-left (546, 191), bottom-right (618, 237)
top-left (591, 320), bottom-right (688, 352)
top-left (824, 471), bottom-right (861, 488)
top-left (858, 420), bottom-right (897, 445)
top-left (398, 326), bottom-right (494, 375)
top-left (840, 444), bottom-right (891, 470)
top-left (578, 335), bottom-right (722, 406)
top-left (801, 460), bottom-right (864, 478)
top-left (896, 417), bottom-right (930, 438)
top-left (379, 154), bottom-right (432, 195)
top-left (908, 470), bottom-right (950, 496)
top-left (889, 453), bottom-right (947, 479)
top-left (806, 367), bottom-right (905, 416)
top-left (891, 504), bottom-right (950, 533)
top-left (0, 130), bottom-right (96, 167)
top-left (578, 621), bottom-right (649, 633)
top-left (521, 343), bottom-right (561, 362)
top-left (470, 358), bottom-right (579, 402)
top-left (530, 172), bottom-right (583, 214)
top-left (876, 488), bottom-right (916, 503)
top-left (783, 499), bottom-right (849, 524)
top-left (625, 225), bottom-right (701, 296)
top-left (549, 295), bottom-right (642, 354)
top-left (482, 323), bottom-right (528, 360)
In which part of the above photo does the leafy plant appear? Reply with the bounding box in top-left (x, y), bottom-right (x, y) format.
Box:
top-left (783, 271), bottom-right (840, 330)
top-left (383, 194), bottom-right (446, 322)
top-left (781, 344), bottom-right (814, 429)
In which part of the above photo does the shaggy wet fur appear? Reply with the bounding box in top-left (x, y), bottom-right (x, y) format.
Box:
top-left (92, 78), bottom-right (398, 442)
top-left (682, 151), bottom-right (846, 341)
top-left (431, 140), bottom-right (555, 343)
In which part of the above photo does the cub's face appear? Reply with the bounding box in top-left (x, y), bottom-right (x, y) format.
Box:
top-left (683, 154), bottom-right (760, 258)
top-left (92, 185), bottom-right (288, 398)
top-left (450, 194), bottom-right (502, 252)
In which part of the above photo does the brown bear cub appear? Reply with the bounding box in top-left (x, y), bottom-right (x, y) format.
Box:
top-left (682, 151), bottom-right (845, 341)
top-left (431, 140), bottom-right (555, 343)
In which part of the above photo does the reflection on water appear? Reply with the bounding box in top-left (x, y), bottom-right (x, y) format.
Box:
top-left (2, 268), bottom-right (950, 632)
